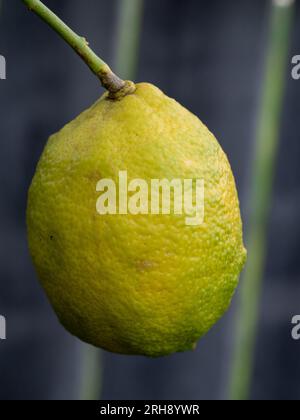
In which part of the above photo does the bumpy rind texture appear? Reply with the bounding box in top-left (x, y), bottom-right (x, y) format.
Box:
top-left (27, 83), bottom-right (247, 357)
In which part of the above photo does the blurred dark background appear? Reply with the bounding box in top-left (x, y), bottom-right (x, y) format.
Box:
top-left (0, 0), bottom-right (300, 400)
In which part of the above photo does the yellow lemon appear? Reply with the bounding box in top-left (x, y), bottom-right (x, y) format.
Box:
top-left (27, 83), bottom-right (246, 357)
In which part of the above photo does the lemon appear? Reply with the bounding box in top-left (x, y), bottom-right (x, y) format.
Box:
top-left (27, 83), bottom-right (246, 357)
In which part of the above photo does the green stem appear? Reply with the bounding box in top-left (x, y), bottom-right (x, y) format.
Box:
top-left (21, 0), bottom-right (134, 96)
top-left (79, 345), bottom-right (102, 401)
top-left (228, 0), bottom-right (295, 400)
top-left (114, 0), bottom-right (144, 80)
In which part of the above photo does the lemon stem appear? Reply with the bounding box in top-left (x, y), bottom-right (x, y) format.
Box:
top-left (228, 0), bottom-right (295, 400)
top-left (21, 0), bottom-right (128, 95)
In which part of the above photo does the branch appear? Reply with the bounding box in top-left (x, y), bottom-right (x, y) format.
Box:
top-left (228, 0), bottom-right (295, 400)
top-left (22, 0), bottom-right (135, 97)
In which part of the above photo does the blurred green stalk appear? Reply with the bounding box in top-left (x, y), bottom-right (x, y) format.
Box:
top-left (80, 345), bottom-right (102, 400)
top-left (228, 0), bottom-right (295, 401)
top-left (114, 0), bottom-right (144, 80)
top-left (79, 0), bottom-right (144, 401)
